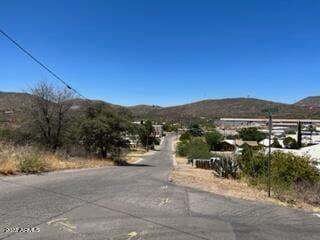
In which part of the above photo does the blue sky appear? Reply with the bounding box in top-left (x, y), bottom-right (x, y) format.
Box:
top-left (1, 0), bottom-right (320, 106)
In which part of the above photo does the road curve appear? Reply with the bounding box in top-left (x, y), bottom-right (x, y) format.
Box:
top-left (0, 134), bottom-right (319, 240)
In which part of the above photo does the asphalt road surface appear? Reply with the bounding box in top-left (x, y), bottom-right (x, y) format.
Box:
top-left (0, 134), bottom-right (319, 240)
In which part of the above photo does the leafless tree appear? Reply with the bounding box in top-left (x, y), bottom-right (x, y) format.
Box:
top-left (30, 80), bottom-right (75, 150)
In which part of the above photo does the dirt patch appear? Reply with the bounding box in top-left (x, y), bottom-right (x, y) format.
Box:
top-left (172, 154), bottom-right (320, 212)
top-left (125, 148), bottom-right (156, 164)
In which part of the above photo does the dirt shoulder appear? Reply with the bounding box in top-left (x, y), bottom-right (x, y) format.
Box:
top-left (0, 144), bottom-right (155, 175)
top-left (171, 142), bottom-right (320, 212)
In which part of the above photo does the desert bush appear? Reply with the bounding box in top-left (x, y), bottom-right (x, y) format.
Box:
top-left (283, 137), bottom-right (298, 149)
top-left (294, 182), bottom-right (320, 205)
top-left (154, 138), bottom-right (160, 145)
top-left (237, 127), bottom-right (267, 142)
top-left (271, 151), bottom-right (319, 186)
top-left (212, 156), bottom-right (239, 178)
top-left (0, 128), bottom-right (13, 141)
top-left (179, 132), bottom-right (191, 142)
top-left (176, 141), bottom-right (189, 157)
top-left (176, 137), bottom-right (212, 160)
top-left (272, 137), bottom-right (282, 148)
top-left (239, 149), bottom-right (320, 201)
top-left (238, 146), bottom-right (266, 178)
top-left (205, 131), bottom-right (223, 150)
top-left (18, 153), bottom-right (47, 174)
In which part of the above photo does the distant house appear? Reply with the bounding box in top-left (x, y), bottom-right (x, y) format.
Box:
top-left (218, 139), bottom-right (258, 154)
top-left (224, 139), bottom-right (258, 148)
top-left (259, 138), bottom-right (284, 148)
top-left (217, 141), bottom-right (236, 151)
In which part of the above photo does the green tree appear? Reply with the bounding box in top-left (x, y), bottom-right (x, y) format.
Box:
top-left (176, 137), bottom-right (212, 160)
top-left (239, 145), bottom-right (266, 178)
top-left (237, 127), bottom-right (267, 142)
top-left (283, 137), bottom-right (298, 149)
top-left (138, 120), bottom-right (155, 150)
top-left (188, 124), bottom-right (204, 137)
top-left (297, 121), bottom-right (302, 149)
top-left (79, 102), bottom-right (130, 159)
top-left (272, 137), bottom-right (282, 148)
top-left (179, 132), bottom-right (191, 142)
top-left (205, 130), bottom-right (223, 150)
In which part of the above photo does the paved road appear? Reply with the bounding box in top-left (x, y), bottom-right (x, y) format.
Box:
top-left (0, 135), bottom-right (319, 240)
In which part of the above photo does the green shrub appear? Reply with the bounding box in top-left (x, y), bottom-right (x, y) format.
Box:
top-left (283, 137), bottom-right (298, 149)
top-left (187, 138), bottom-right (212, 160)
top-left (272, 137), bottom-right (282, 148)
top-left (176, 141), bottom-right (189, 157)
top-left (237, 127), bottom-right (267, 142)
top-left (179, 132), bottom-right (191, 142)
top-left (238, 146), bottom-right (267, 178)
top-left (18, 154), bottom-right (47, 174)
top-left (0, 128), bottom-right (13, 140)
top-left (205, 131), bottom-right (223, 150)
top-left (177, 137), bottom-right (212, 160)
top-left (154, 138), bottom-right (160, 145)
top-left (271, 151), bottom-right (319, 185)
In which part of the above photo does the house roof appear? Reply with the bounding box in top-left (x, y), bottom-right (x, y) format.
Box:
top-left (223, 139), bottom-right (258, 147)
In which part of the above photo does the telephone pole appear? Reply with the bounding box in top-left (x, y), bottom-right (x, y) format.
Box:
top-left (262, 107), bottom-right (278, 197)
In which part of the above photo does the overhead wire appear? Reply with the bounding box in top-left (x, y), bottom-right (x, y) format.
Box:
top-left (0, 28), bottom-right (87, 99)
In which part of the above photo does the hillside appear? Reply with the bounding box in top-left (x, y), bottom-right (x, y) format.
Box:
top-left (294, 96), bottom-right (320, 108)
top-left (129, 98), bottom-right (320, 120)
top-left (0, 92), bottom-right (34, 112)
top-left (1, 92), bottom-right (320, 121)
top-left (127, 105), bottom-right (162, 117)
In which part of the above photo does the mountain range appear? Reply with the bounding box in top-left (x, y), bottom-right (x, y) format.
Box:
top-left (1, 91), bottom-right (320, 121)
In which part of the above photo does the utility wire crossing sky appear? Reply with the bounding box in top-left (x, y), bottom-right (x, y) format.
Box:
top-left (1, 0), bottom-right (320, 106)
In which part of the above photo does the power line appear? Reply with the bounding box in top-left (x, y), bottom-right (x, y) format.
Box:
top-left (0, 28), bottom-right (87, 99)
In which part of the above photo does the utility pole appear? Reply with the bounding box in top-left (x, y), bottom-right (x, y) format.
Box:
top-left (262, 107), bottom-right (278, 197)
top-left (267, 113), bottom-right (272, 198)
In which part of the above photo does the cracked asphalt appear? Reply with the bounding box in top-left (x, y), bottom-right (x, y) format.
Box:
top-left (0, 134), bottom-right (319, 240)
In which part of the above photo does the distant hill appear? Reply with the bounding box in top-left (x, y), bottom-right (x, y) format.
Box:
top-left (0, 92), bottom-right (128, 126)
top-left (129, 98), bottom-right (320, 120)
top-left (1, 91), bottom-right (320, 121)
top-left (294, 96), bottom-right (320, 108)
top-left (0, 92), bottom-right (34, 112)
top-left (127, 105), bottom-right (162, 117)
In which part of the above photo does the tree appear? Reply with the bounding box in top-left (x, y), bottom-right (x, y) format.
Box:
top-left (27, 81), bottom-right (74, 150)
top-left (283, 137), bottom-right (298, 149)
top-left (138, 120), bottom-right (155, 150)
top-left (238, 145), bottom-right (266, 178)
top-left (177, 137), bottom-right (212, 160)
top-left (308, 124), bottom-right (316, 144)
top-left (179, 132), bottom-right (191, 142)
top-left (205, 130), bottom-right (223, 150)
top-left (272, 137), bottom-right (282, 148)
top-left (297, 121), bottom-right (302, 149)
top-left (79, 102), bottom-right (130, 159)
top-left (188, 124), bottom-right (204, 137)
top-left (237, 127), bottom-right (267, 142)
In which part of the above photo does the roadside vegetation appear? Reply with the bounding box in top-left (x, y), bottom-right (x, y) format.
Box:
top-left (0, 80), bottom-right (157, 175)
top-left (175, 124), bottom-right (320, 209)
top-left (239, 147), bottom-right (320, 205)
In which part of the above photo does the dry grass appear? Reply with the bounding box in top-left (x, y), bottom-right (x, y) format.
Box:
top-left (0, 143), bottom-right (113, 175)
top-left (125, 148), bottom-right (154, 163)
top-left (0, 143), bottom-right (154, 175)
top-left (172, 154), bottom-right (320, 212)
